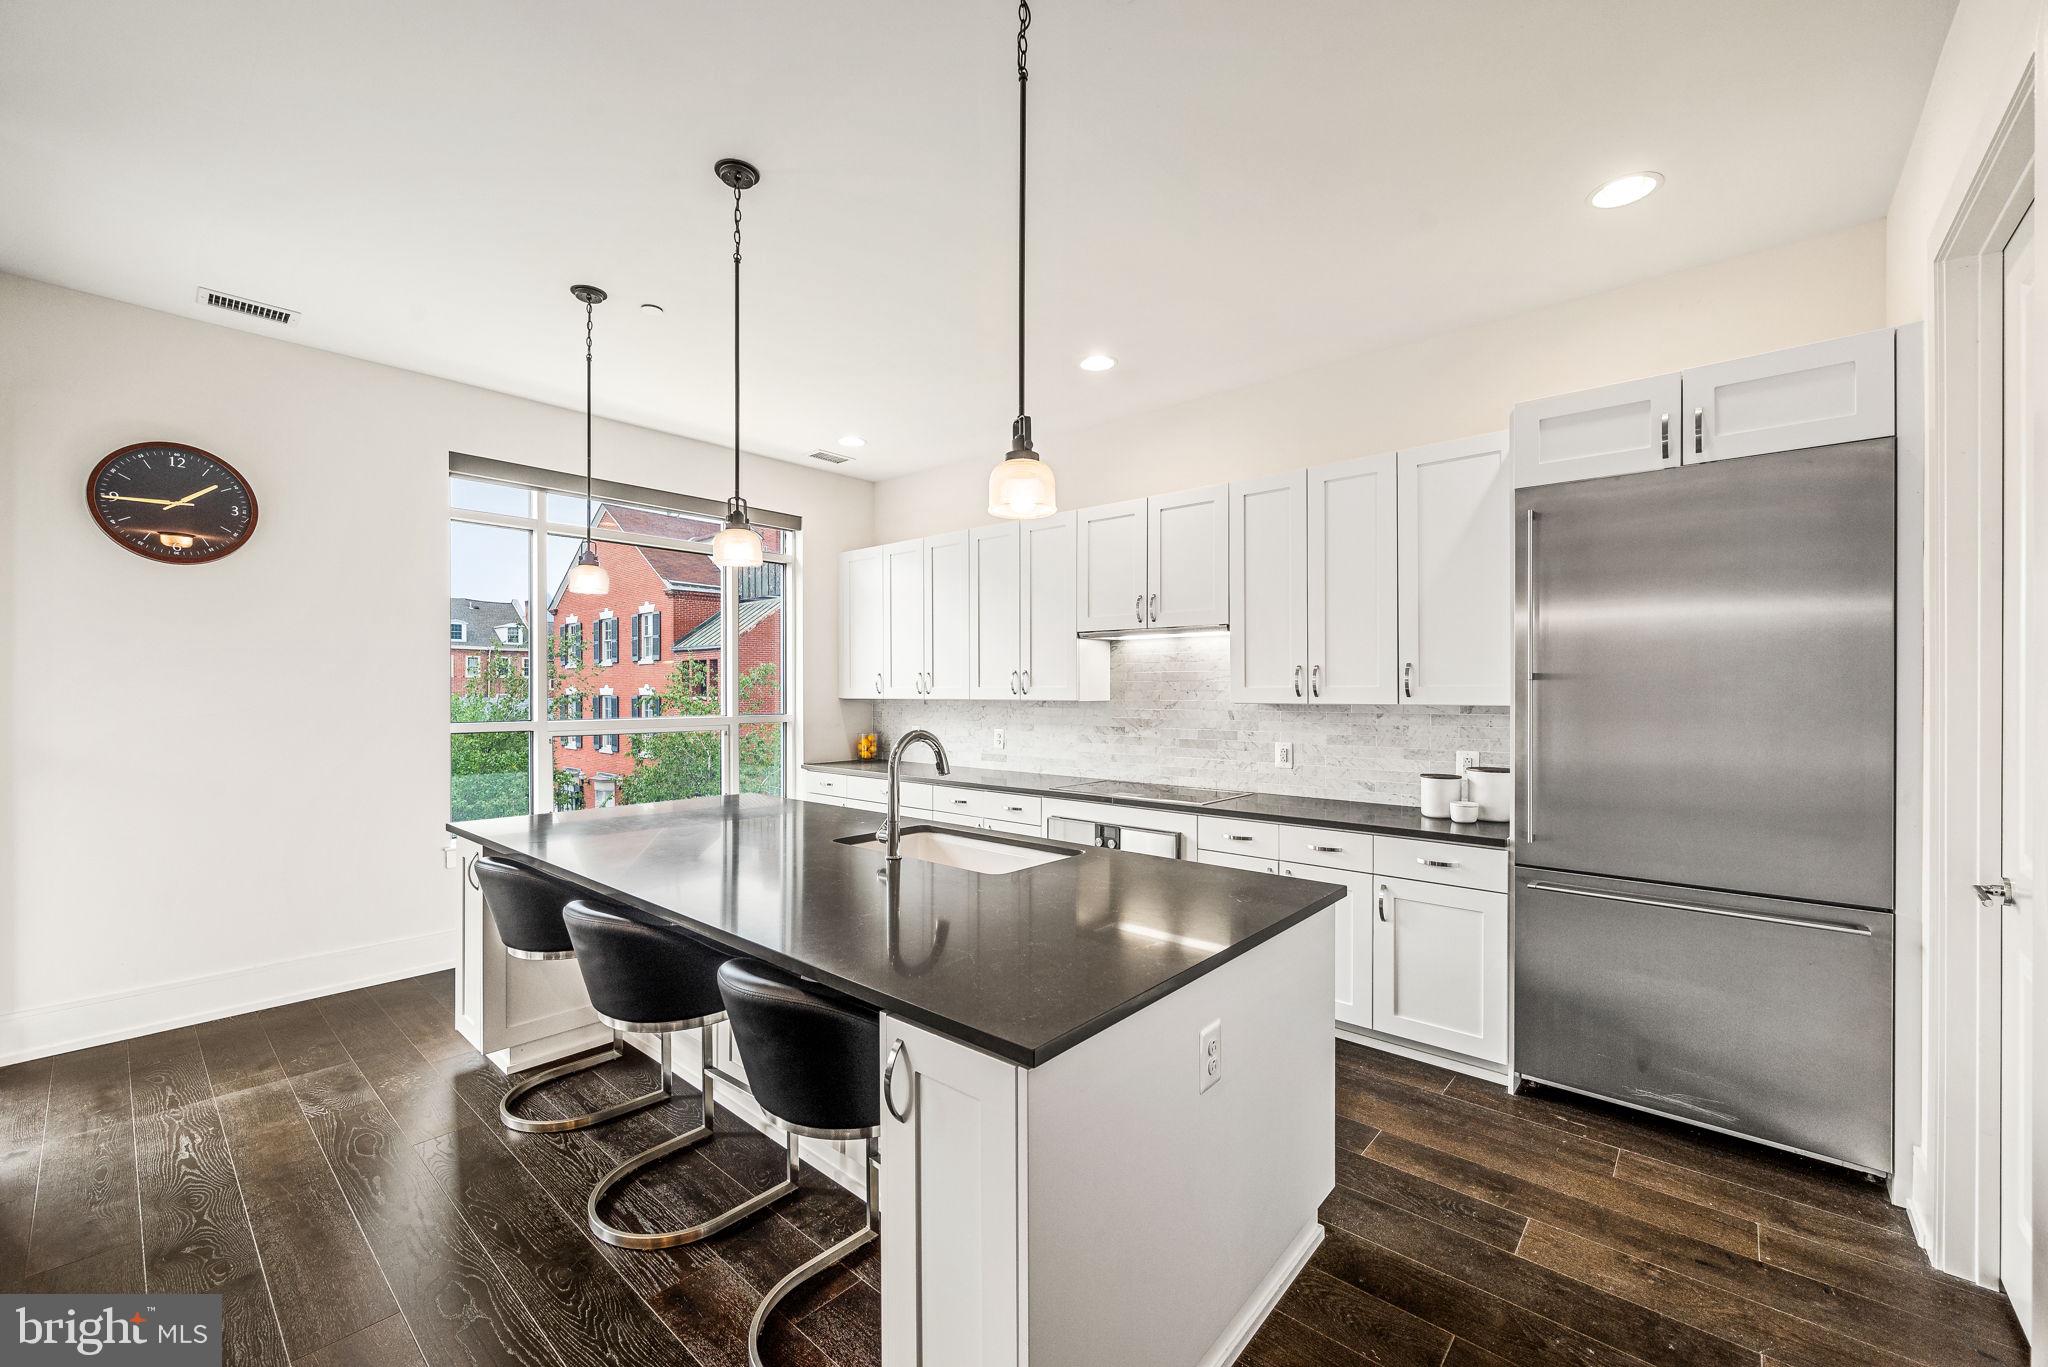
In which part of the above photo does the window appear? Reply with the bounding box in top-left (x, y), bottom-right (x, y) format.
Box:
top-left (450, 621), bottom-right (467, 643)
top-left (449, 464), bottom-right (796, 821)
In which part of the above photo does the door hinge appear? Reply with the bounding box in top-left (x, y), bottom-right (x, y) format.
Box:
top-left (1973, 879), bottom-right (2016, 907)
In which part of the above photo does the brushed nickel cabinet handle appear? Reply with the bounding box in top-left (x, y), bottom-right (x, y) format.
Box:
top-left (1659, 412), bottom-right (1671, 461)
top-left (883, 1040), bottom-right (913, 1122)
top-left (1418, 857), bottom-right (1459, 868)
top-left (1403, 662), bottom-right (1414, 698)
top-left (1149, 593), bottom-right (1158, 622)
top-left (1311, 663), bottom-right (1322, 698)
top-left (1227, 833), bottom-right (1254, 842)
top-left (1019, 670), bottom-right (1031, 694)
top-left (1377, 884), bottom-right (1389, 922)
top-left (1693, 407), bottom-right (1704, 456)
top-left (1310, 844), bottom-right (1343, 854)
top-left (1293, 664), bottom-right (1304, 698)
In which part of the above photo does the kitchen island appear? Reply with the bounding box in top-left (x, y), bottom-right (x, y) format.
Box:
top-left (447, 793), bottom-right (1344, 1367)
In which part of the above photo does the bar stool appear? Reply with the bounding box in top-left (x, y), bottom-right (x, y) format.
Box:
top-left (475, 856), bottom-right (669, 1135)
top-left (566, 900), bottom-right (805, 1251)
top-left (716, 957), bottom-right (882, 1367)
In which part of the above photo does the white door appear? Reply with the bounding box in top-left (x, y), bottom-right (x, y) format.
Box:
top-left (970, 524), bottom-right (1022, 699)
top-left (1681, 328), bottom-right (1895, 464)
top-left (881, 537), bottom-right (926, 698)
top-left (839, 546), bottom-right (886, 699)
top-left (1076, 498), bottom-right (1148, 633)
top-left (1399, 433), bottom-right (1511, 705)
top-left (2000, 207), bottom-right (2037, 1339)
top-left (1509, 373), bottom-right (1681, 488)
top-left (1019, 511), bottom-right (1080, 698)
top-left (1283, 863), bottom-right (1372, 1029)
top-left (1371, 876), bottom-right (1508, 1064)
top-left (1228, 472), bottom-right (1309, 702)
top-left (1308, 453), bottom-right (1398, 705)
top-left (1147, 484), bottom-right (1229, 629)
top-left (924, 530), bottom-right (974, 699)
top-left (879, 1016), bottom-right (1020, 1367)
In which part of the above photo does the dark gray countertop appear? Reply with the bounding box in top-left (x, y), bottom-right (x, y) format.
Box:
top-left (449, 795), bottom-right (1345, 1068)
top-left (802, 760), bottom-right (1512, 849)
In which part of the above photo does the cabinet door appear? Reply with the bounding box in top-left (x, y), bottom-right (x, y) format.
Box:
top-left (1282, 863), bottom-right (1373, 1029)
top-left (1398, 433), bottom-right (1510, 705)
top-left (839, 546), bottom-right (886, 699)
top-left (1682, 328), bottom-right (1895, 463)
top-left (1228, 472), bottom-right (1309, 702)
top-left (1306, 453), bottom-right (1398, 705)
top-left (1019, 511), bottom-right (1081, 698)
top-left (969, 525), bottom-right (1022, 699)
top-left (1371, 875), bottom-right (1507, 1063)
top-left (1147, 484), bottom-right (1229, 628)
top-left (881, 538), bottom-right (926, 698)
top-left (1075, 499), bottom-right (1148, 633)
top-left (924, 530), bottom-right (974, 698)
top-left (879, 1015), bottom-right (1021, 1367)
top-left (1510, 374), bottom-right (1681, 488)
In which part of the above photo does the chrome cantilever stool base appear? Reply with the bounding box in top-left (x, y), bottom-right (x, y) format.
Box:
top-left (497, 1027), bottom-right (671, 1135)
top-left (587, 1024), bottom-right (800, 1251)
top-left (747, 1140), bottom-right (880, 1367)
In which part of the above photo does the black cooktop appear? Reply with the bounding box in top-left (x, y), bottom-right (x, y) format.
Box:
top-left (1054, 778), bottom-right (1249, 807)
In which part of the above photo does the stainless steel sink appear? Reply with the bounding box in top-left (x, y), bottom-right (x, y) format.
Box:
top-left (841, 827), bottom-right (1074, 875)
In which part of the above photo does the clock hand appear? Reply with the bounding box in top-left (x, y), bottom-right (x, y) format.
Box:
top-left (100, 493), bottom-right (183, 506)
top-left (164, 483), bottom-right (220, 509)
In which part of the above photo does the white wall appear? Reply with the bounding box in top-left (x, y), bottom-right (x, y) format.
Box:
top-left (871, 221), bottom-right (1888, 542)
top-left (1886, 0), bottom-right (2043, 323)
top-left (0, 273), bottom-right (875, 1064)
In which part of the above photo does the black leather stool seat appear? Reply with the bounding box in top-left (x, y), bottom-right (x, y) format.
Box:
top-left (476, 856), bottom-right (575, 958)
top-left (716, 959), bottom-right (881, 1136)
top-left (563, 900), bottom-right (728, 1029)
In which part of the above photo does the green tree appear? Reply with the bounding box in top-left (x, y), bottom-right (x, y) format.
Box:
top-left (449, 644), bottom-right (531, 820)
top-left (614, 657), bottom-right (784, 805)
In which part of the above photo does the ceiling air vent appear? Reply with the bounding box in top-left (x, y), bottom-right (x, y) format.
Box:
top-left (806, 449), bottom-right (854, 465)
top-left (195, 287), bottom-right (297, 325)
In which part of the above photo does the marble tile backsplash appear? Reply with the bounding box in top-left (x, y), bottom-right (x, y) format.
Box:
top-left (867, 633), bottom-right (1509, 805)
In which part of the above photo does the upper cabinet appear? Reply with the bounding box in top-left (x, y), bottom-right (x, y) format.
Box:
top-left (1510, 374), bottom-right (1681, 487)
top-left (1075, 486), bottom-right (1228, 633)
top-left (1307, 454), bottom-right (1398, 705)
top-left (1512, 328), bottom-right (1897, 488)
top-left (1398, 433), bottom-right (1510, 705)
top-left (923, 530), bottom-right (973, 699)
top-left (970, 524), bottom-right (1023, 698)
top-left (970, 515), bottom-right (1108, 701)
top-left (881, 538), bottom-right (926, 698)
top-left (1227, 472), bottom-right (1310, 702)
top-left (839, 545), bottom-right (886, 698)
top-left (1681, 329), bottom-right (1895, 463)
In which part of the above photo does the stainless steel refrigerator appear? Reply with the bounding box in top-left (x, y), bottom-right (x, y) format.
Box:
top-left (1513, 439), bottom-right (1896, 1173)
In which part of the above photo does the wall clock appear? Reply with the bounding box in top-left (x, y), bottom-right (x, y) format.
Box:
top-left (87, 442), bottom-right (258, 563)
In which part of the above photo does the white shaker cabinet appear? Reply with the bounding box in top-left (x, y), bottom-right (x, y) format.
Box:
top-left (1227, 472), bottom-right (1309, 702)
top-left (879, 1016), bottom-right (1021, 1367)
top-left (1306, 452), bottom-right (1399, 705)
top-left (1280, 862), bottom-right (1373, 1030)
top-left (1397, 432), bottom-right (1510, 705)
top-left (1075, 498), bottom-right (1149, 632)
top-left (1370, 875), bottom-right (1508, 1064)
top-left (971, 516), bottom-right (1106, 701)
top-left (881, 538), bottom-right (926, 698)
top-left (1681, 328), bottom-right (1895, 463)
top-left (839, 545), bottom-right (887, 698)
top-left (969, 524), bottom-right (1022, 698)
top-left (1510, 373), bottom-right (1681, 488)
top-left (1147, 484), bottom-right (1229, 629)
top-left (923, 530), bottom-right (973, 698)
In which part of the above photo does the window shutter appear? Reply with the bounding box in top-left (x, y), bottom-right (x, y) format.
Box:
top-left (651, 611), bottom-right (662, 660)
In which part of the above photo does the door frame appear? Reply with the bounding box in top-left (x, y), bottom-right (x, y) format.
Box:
top-left (1919, 59), bottom-right (2037, 1295)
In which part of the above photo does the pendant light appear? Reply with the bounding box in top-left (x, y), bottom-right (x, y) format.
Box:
top-left (565, 283), bottom-right (612, 595)
top-left (987, 0), bottom-right (1057, 520)
top-left (710, 158), bottom-right (767, 570)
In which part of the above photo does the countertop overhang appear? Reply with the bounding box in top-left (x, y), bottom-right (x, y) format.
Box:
top-left (448, 795), bottom-right (1346, 1067)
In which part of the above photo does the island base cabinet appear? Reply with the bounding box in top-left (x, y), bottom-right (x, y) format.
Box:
top-left (879, 1016), bottom-right (1021, 1367)
top-left (1371, 876), bottom-right (1508, 1064)
top-left (453, 837), bottom-right (610, 1070)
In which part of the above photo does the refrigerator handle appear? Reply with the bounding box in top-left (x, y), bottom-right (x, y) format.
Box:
top-left (1523, 881), bottom-right (1875, 936)
top-left (1523, 509), bottom-right (1539, 842)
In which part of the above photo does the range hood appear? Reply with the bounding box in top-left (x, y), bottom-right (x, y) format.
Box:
top-left (1075, 624), bottom-right (1228, 642)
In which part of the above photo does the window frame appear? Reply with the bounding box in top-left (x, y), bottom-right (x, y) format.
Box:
top-left (448, 468), bottom-right (797, 814)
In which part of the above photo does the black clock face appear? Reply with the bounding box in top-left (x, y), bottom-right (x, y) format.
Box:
top-left (88, 443), bottom-right (258, 563)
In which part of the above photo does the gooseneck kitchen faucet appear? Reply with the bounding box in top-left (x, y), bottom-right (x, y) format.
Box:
top-left (879, 730), bottom-right (951, 861)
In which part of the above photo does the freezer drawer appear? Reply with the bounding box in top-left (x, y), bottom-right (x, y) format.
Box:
top-left (1513, 868), bottom-right (1893, 1172)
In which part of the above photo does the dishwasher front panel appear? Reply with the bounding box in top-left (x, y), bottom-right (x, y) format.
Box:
top-left (1513, 867), bottom-right (1893, 1173)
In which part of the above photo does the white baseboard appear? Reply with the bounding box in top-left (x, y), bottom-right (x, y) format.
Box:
top-left (0, 929), bottom-right (457, 1066)
top-left (1198, 1217), bottom-right (1324, 1367)
top-left (1334, 1023), bottom-right (1509, 1085)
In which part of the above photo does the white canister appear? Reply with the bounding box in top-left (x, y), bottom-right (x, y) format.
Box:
top-left (1464, 765), bottom-right (1512, 823)
top-left (1418, 773), bottom-right (1463, 820)
top-left (1448, 800), bottom-right (1481, 824)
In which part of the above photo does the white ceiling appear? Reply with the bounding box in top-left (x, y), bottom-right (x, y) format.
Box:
top-left (0, 0), bottom-right (1954, 482)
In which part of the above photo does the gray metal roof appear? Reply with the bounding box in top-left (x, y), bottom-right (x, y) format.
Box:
top-left (449, 597), bottom-right (527, 646)
top-left (674, 597), bottom-right (779, 652)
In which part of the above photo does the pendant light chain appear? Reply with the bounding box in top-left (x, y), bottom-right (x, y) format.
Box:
top-left (1016, 0), bottom-right (1030, 422)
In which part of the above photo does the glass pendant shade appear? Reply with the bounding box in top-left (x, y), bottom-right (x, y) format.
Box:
top-left (566, 542), bottom-right (609, 595)
top-left (988, 452), bottom-right (1057, 520)
top-left (711, 521), bottom-right (764, 569)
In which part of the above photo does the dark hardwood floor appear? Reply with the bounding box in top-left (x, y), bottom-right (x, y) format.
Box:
top-left (0, 972), bottom-right (2026, 1366)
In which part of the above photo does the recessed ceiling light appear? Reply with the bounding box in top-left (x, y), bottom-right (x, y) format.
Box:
top-left (1588, 173), bottom-right (1663, 209)
top-left (1078, 353), bottom-right (1116, 372)
top-left (839, 433), bottom-right (867, 448)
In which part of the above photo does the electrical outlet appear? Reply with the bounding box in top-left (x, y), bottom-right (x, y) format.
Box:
top-left (1273, 741), bottom-right (1294, 768)
top-left (1455, 749), bottom-right (1480, 776)
top-left (992, 727), bottom-right (1006, 751)
top-left (1198, 1018), bottom-right (1222, 1093)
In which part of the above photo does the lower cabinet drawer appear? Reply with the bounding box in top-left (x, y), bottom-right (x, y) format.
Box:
top-left (1371, 875), bottom-right (1507, 1064)
top-left (805, 771), bottom-right (889, 805)
top-left (1373, 836), bottom-right (1508, 893)
top-left (1197, 815), bottom-right (1278, 859)
top-left (930, 787), bottom-right (1042, 826)
top-left (1197, 848), bottom-right (1279, 874)
top-left (901, 782), bottom-right (936, 811)
top-left (1276, 825), bottom-right (1372, 873)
